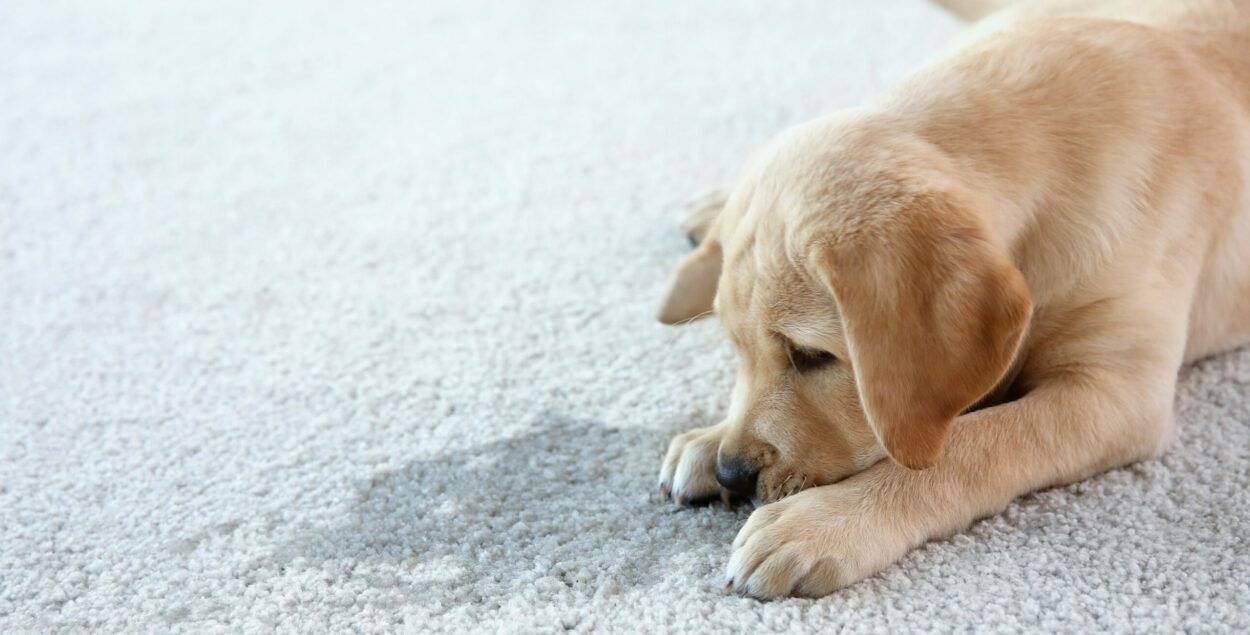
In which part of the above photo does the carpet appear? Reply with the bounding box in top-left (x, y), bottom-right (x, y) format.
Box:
top-left (3, 0), bottom-right (1249, 632)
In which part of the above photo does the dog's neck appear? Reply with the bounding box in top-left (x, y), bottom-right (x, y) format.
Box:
top-left (862, 105), bottom-right (1146, 309)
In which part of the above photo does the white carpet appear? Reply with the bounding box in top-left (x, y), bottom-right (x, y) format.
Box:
top-left (3, 0), bottom-right (1249, 632)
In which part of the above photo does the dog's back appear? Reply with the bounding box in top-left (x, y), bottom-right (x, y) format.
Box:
top-left (929, 0), bottom-right (1250, 361)
top-left (942, 0), bottom-right (1248, 29)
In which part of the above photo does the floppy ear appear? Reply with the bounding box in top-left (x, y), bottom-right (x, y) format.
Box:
top-left (657, 241), bottom-right (722, 324)
top-left (813, 194), bottom-right (1031, 468)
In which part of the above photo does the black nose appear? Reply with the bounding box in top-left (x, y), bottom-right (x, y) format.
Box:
top-left (715, 455), bottom-right (760, 496)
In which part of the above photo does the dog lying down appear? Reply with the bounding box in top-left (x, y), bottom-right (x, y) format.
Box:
top-left (655, 0), bottom-right (1250, 599)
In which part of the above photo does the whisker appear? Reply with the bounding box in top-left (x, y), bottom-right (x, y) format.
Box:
top-left (675, 309), bottom-right (716, 326)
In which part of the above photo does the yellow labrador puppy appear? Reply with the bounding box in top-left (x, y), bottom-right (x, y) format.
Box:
top-left (656, 0), bottom-right (1250, 598)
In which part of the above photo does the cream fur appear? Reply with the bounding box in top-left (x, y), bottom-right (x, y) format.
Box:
top-left (656, 0), bottom-right (1250, 599)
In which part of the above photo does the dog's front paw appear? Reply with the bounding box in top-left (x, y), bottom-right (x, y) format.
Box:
top-left (726, 483), bottom-right (908, 598)
top-left (658, 423), bottom-right (727, 505)
top-left (680, 187), bottom-right (728, 247)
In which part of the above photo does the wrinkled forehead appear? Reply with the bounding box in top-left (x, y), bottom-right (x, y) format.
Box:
top-left (714, 204), bottom-right (843, 346)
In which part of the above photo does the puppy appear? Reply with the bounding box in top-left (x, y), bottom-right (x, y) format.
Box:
top-left (655, 0), bottom-right (1250, 598)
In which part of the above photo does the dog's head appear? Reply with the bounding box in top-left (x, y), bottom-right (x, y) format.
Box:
top-left (658, 117), bottom-right (1032, 502)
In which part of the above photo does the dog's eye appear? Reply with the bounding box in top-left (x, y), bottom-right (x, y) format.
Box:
top-left (785, 345), bottom-right (837, 373)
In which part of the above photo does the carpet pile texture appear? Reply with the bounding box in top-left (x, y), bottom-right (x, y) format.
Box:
top-left (3, 0), bottom-right (1248, 632)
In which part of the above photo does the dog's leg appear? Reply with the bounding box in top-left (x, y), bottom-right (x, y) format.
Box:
top-left (658, 422), bottom-right (729, 505)
top-left (681, 187), bottom-right (729, 247)
top-left (931, 0), bottom-right (1015, 22)
top-left (726, 292), bottom-right (1186, 597)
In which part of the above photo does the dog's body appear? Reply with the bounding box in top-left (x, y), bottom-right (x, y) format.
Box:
top-left (655, 0), bottom-right (1250, 598)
